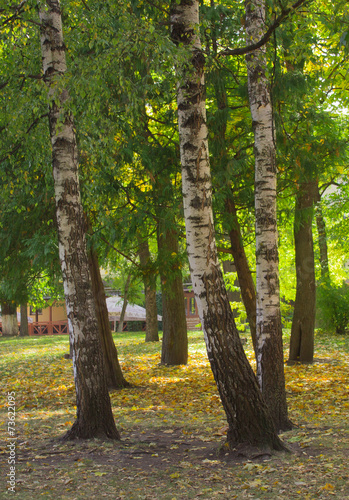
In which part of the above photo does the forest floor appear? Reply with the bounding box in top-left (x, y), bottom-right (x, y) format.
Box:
top-left (0, 330), bottom-right (349, 499)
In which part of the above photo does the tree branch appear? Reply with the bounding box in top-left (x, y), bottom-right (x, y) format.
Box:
top-left (220, 0), bottom-right (310, 57)
top-left (0, 113), bottom-right (49, 164)
top-left (99, 236), bottom-right (140, 268)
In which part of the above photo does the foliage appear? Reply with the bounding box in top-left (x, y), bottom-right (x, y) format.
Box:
top-left (317, 280), bottom-right (349, 335)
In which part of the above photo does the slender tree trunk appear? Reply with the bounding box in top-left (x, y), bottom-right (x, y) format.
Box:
top-left (171, 0), bottom-right (284, 450)
top-left (209, 48), bottom-right (257, 353)
top-left (315, 183), bottom-right (330, 280)
top-left (39, 0), bottom-right (119, 440)
top-left (157, 223), bottom-right (188, 365)
top-left (245, 0), bottom-right (291, 431)
top-left (117, 274), bottom-right (131, 332)
top-left (138, 236), bottom-right (159, 342)
top-left (20, 303), bottom-right (29, 336)
top-left (88, 248), bottom-right (129, 389)
top-left (288, 181), bottom-right (317, 364)
top-left (1, 302), bottom-right (18, 336)
top-left (225, 197), bottom-right (257, 353)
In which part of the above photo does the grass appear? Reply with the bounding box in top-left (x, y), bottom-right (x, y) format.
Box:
top-left (0, 330), bottom-right (349, 499)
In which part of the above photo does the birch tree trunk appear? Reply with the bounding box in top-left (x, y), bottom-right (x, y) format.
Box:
top-left (88, 248), bottom-right (129, 389)
top-left (172, 0), bottom-right (284, 450)
top-left (245, 0), bottom-right (291, 431)
top-left (1, 302), bottom-right (18, 336)
top-left (288, 180), bottom-right (317, 364)
top-left (39, 0), bottom-right (119, 440)
top-left (138, 236), bottom-right (159, 342)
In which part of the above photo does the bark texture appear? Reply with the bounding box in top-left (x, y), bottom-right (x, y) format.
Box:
top-left (1, 302), bottom-right (18, 336)
top-left (226, 197), bottom-right (257, 353)
top-left (39, 0), bottom-right (119, 440)
top-left (158, 223), bottom-right (188, 365)
top-left (20, 303), bottom-right (29, 336)
top-left (288, 181), bottom-right (317, 364)
top-left (172, 0), bottom-right (284, 450)
top-left (138, 236), bottom-right (159, 342)
top-left (88, 248), bottom-right (129, 389)
top-left (245, 0), bottom-right (291, 431)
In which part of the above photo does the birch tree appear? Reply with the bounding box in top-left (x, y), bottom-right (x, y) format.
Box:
top-left (245, 0), bottom-right (291, 431)
top-left (39, 0), bottom-right (119, 439)
top-left (172, 0), bottom-right (284, 450)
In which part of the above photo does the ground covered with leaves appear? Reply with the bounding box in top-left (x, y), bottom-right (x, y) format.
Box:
top-left (1, 330), bottom-right (349, 499)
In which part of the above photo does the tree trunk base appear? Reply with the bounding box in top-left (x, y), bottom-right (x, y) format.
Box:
top-left (225, 439), bottom-right (290, 457)
top-left (62, 420), bottom-right (120, 441)
top-left (227, 428), bottom-right (287, 453)
top-left (287, 359), bottom-right (314, 366)
top-left (278, 418), bottom-right (294, 433)
top-left (108, 380), bottom-right (131, 392)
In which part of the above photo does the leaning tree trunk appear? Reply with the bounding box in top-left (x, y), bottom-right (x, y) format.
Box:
top-left (226, 197), bottom-right (257, 353)
top-left (171, 0), bottom-right (284, 451)
top-left (157, 223), bottom-right (188, 365)
top-left (1, 302), bottom-right (18, 337)
top-left (288, 180), bottom-right (317, 364)
top-left (39, 0), bottom-right (119, 440)
top-left (245, 0), bottom-right (291, 431)
top-left (209, 54), bottom-right (257, 354)
top-left (138, 236), bottom-right (159, 342)
top-left (20, 303), bottom-right (29, 336)
top-left (88, 248), bottom-right (129, 389)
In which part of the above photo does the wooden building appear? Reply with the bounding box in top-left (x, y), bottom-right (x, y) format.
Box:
top-left (1, 289), bottom-right (201, 335)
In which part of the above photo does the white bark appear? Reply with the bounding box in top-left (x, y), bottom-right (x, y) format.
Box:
top-left (172, 0), bottom-right (284, 449)
top-left (1, 305), bottom-right (18, 336)
top-left (39, 0), bottom-right (118, 439)
top-left (245, 0), bottom-right (278, 375)
top-left (245, 0), bottom-right (290, 429)
top-left (173, 3), bottom-right (215, 334)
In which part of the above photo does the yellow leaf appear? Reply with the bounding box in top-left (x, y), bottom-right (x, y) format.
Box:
top-left (321, 483), bottom-right (335, 491)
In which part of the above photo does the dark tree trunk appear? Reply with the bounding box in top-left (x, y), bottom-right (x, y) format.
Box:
top-left (315, 183), bottom-right (330, 280)
top-left (209, 43), bottom-right (257, 355)
top-left (39, 0), bottom-right (119, 440)
top-left (138, 237), bottom-right (159, 342)
top-left (88, 248), bottom-right (129, 390)
top-left (1, 302), bottom-right (18, 336)
top-left (20, 303), bottom-right (29, 336)
top-left (288, 181), bottom-right (317, 364)
top-left (157, 224), bottom-right (188, 365)
top-left (226, 197), bottom-right (257, 354)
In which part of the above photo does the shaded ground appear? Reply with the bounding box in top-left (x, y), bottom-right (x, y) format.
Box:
top-left (3, 423), bottom-right (349, 499)
top-left (1, 331), bottom-right (349, 499)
